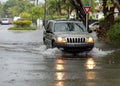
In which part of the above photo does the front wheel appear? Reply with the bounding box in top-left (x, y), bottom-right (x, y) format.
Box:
top-left (43, 37), bottom-right (45, 44)
top-left (51, 41), bottom-right (55, 48)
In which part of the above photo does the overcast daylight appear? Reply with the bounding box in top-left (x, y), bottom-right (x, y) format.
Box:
top-left (0, 0), bottom-right (44, 3)
top-left (0, 0), bottom-right (120, 86)
top-left (0, 0), bottom-right (7, 2)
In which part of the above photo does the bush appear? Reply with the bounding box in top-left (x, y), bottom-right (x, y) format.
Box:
top-left (115, 16), bottom-right (120, 23)
top-left (99, 18), bottom-right (105, 28)
top-left (13, 19), bottom-right (32, 27)
top-left (107, 22), bottom-right (120, 44)
top-left (20, 12), bottom-right (31, 20)
top-left (46, 15), bottom-right (67, 20)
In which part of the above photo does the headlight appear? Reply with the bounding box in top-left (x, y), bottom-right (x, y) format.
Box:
top-left (86, 37), bottom-right (94, 43)
top-left (56, 37), bottom-right (67, 43)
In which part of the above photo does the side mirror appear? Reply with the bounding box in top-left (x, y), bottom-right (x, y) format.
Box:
top-left (88, 30), bottom-right (92, 33)
top-left (46, 30), bottom-right (52, 33)
top-left (88, 29), bottom-right (92, 33)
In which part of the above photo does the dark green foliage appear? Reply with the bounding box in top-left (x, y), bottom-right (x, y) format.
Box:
top-left (99, 18), bottom-right (105, 28)
top-left (107, 23), bottom-right (120, 44)
top-left (115, 16), bottom-right (120, 23)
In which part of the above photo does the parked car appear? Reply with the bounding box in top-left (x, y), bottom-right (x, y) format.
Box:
top-left (13, 16), bottom-right (21, 21)
top-left (89, 21), bottom-right (99, 31)
top-left (1, 18), bottom-right (13, 25)
top-left (43, 20), bottom-right (94, 53)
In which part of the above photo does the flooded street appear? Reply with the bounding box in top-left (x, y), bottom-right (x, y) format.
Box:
top-left (0, 25), bottom-right (120, 86)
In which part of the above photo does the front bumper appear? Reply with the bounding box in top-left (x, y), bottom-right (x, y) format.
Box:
top-left (54, 42), bottom-right (94, 52)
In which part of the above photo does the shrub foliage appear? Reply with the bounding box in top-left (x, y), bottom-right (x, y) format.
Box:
top-left (13, 20), bottom-right (32, 27)
top-left (107, 22), bottom-right (120, 44)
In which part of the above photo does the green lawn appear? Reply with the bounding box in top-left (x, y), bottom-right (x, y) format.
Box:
top-left (9, 26), bottom-right (36, 30)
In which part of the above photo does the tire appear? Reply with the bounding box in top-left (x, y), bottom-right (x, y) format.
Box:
top-left (51, 41), bottom-right (55, 48)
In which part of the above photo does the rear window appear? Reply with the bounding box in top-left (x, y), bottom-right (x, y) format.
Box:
top-left (2, 18), bottom-right (9, 21)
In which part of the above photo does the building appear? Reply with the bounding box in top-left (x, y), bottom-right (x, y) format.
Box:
top-left (29, 0), bottom-right (44, 5)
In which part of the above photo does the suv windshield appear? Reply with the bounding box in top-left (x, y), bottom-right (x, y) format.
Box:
top-left (54, 22), bottom-right (86, 32)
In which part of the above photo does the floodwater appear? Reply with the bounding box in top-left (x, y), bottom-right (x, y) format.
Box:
top-left (0, 25), bottom-right (120, 86)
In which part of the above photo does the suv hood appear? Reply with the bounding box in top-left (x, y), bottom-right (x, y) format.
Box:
top-left (54, 32), bottom-right (91, 38)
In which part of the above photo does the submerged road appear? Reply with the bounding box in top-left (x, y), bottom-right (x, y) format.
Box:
top-left (0, 25), bottom-right (120, 86)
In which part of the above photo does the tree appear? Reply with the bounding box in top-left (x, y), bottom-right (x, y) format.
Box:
top-left (46, 0), bottom-right (56, 17)
top-left (20, 12), bottom-right (31, 20)
top-left (112, 0), bottom-right (120, 13)
top-left (3, 0), bottom-right (34, 17)
top-left (55, 0), bottom-right (61, 15)
top-left (46, 0), bottom-right (74, 19)
top-left (0, 2), bottom-right (3, 17)
top-left (46, 0), bottom-right (63, 16)
top-left (69, 0), bottom-right (86, 25)
top-left (61, 0), bottom-right (74, 19)
top-left (102, 0), bottom-right (115, 29)
top-left (32, 6), bottom-right (44, 24)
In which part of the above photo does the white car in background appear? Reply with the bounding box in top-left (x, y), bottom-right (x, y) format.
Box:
top-left (13, 16), bottom-right (21, 21)
top-left (1, 18), bottom-right (12, 25)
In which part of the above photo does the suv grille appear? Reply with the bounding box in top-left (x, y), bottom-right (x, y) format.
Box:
top-left (67, 38), bottom-right (85, 43)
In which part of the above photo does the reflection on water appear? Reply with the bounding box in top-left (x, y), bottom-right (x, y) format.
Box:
top-left (85, 58), bottom-right (96, 70)
top-left (55, 72), bottom-right (65, 81)
top-left (55, 58), bottom-right (65, 86)
top-left (56, 64), bottom-right (65, 70)
top-left (55, 59), bottom-right (65, 81)
top-left (85, 71), bottom-right (96, 80)
top-left (56, 59), bottom-right (64, 64)
top-left (55, 81), bottom-right (64, 86)
top-left (85, 58), bottom-right (96, 80)
top-left (54, 56), bottom-right (96, 86)
top-left (55, 59), bottom-right (65, 71)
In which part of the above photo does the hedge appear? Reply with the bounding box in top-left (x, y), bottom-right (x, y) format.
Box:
top-left (13, 20), bottom-right (32, 27)
top-left (107, 22), bottom-right (120, 44)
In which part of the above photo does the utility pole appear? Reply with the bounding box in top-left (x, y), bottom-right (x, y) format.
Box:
top-left (34, 0), bottom-right (38, 6)
top-left (36, 0), bottom-right (38, 6)
top-left (43, 0), bottom-right (46, 27)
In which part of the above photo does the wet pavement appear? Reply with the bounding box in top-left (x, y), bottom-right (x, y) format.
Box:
top-left (0, 25), bottom-right (120, 86)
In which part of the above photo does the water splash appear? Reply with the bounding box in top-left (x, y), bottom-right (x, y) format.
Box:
top-left (1, 43), bottom-right (114, 58)
top-left (41, 48), bottom-right (62, 58)
top-left (41, 46), bottom-right (114, 58)
top-left (34, 45), bottom-right (47, 52)
top-left (89, 47), bottom-right (114, 57)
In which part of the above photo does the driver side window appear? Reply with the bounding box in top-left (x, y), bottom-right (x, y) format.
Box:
top-left (47, 22), bottom-right (53, 32)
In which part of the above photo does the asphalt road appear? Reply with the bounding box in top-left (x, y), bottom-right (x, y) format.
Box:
top-left (0, 25), bottom-right (120, 86)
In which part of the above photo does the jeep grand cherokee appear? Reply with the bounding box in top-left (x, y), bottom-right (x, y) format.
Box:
top-left (43, 20), bottom-right (94, 53)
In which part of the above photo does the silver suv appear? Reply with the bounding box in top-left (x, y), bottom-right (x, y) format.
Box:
top-left (43, 20), bottom-right (94, 53)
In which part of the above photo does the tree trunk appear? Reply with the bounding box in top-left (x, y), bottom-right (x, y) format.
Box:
top-left (69, 0), bottom-right (86, 25)
top-left (112, 0), bottom-right (120, 12)
top-left (55, 0), bottom-right (61, 16)
top-left (96, 0), bottom-right (115, 40)
top-left (112, 0), bottom-right (120, 15)
top-left (102, 0), bottom-right (115, 30)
